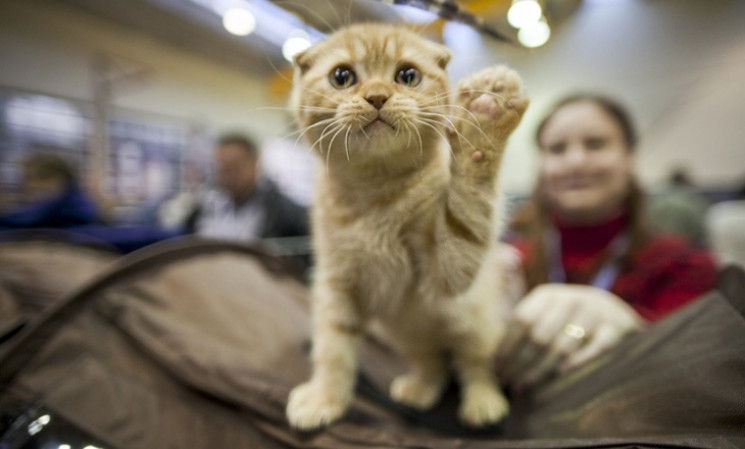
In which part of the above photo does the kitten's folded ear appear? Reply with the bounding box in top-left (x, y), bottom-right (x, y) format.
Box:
top-left (426, 41), bottom-right (452, 70)
top-left (293, 46), bottom-right (316, 75)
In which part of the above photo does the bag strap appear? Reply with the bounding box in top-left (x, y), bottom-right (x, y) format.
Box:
top-left (717, 264), bottom-right (745, 317)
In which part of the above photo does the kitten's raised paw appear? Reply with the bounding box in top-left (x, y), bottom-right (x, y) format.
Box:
top-left (390, 373), bottom-right (446, 410)
top-left (452, 65), bottom-right (529, 149)
top-left (287, 381), bottom-right (351, 431)
top-left (458, 382), bottom-right (510, 427)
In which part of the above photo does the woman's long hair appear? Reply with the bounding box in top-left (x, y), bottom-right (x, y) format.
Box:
top-left (522, 94), bottom-right (651, 290)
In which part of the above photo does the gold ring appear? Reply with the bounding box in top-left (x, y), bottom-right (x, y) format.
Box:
top-left (563, 323), bottom-right (587, 341)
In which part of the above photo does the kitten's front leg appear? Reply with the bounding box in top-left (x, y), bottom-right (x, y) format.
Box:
top-left (449, 66), bottom-right (529, 184)
top-left (436, 67), bottom-right (529, 293)
top-left (453, 351), bottom-right (510, 427)
top-left (286, 282), bottom-right (362, 431)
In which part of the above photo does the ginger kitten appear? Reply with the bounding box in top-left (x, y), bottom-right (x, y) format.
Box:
top-left (286, 23), bottom-right (529, 430)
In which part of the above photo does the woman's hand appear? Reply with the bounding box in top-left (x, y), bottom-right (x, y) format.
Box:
top-left (496, 284), bottom-right (644, 390)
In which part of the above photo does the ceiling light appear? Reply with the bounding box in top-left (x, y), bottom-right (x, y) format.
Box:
top-left (222, 7), bottom-right (256, 36)
top-left (518, 17), bottom-right (551, 48)
top-left (282, 29), bottom-right (312, 62)
top-left (507, 0), bottom-right (543, 29)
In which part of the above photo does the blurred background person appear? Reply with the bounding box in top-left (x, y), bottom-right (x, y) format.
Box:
top-left (172, 133), bottom-right (309, 243)
top-left (706, 177), bottom-right (745, 268)
top-left (498, 93), bottom-right (718, 391)
top-left (0, 152), bottom-right (103, 229)
top-left (647, 166), bottom-right (710, 246)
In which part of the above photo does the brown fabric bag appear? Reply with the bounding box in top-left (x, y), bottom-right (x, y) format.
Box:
top-left (1, 237), bottom-right (743, 448)
top-left (0, 238), bottom-right (118, 342)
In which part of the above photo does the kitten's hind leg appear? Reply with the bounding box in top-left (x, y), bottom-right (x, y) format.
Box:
top-left (452, 351), bottom-right (509, 427)
top-left (390, 350), bottom-right (448, 410)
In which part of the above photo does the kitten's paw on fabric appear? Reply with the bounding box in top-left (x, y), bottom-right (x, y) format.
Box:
top-left (287, 381), bottom-right (350, 431)
top-left (390, 373), bottom-right (446, 410)
top-left (458, 382), bottom-right (509, 427)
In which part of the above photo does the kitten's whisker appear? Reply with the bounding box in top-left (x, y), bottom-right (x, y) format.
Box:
top-left (299, 105), bottom-right (338, 111)
top-left (424, 98), bottom-right (453, 108)
top-left (265, 122), bottom-right (301, 143)
top-left (308, 137), bottom-right (322, 155)
top-left (326, 142), bottom-right (332, 171)
top-left (416, 119), bottom-right (449, 142)
top-left (344, 126), bottom-right (352, 162)
top-left (317, 121), bottom-right (342, 149)
top-left (248, 105), bottom-right (334, 115)
top-left (401, 120), bottom-right (424, 158)
top-left (417, 110), bottom-right (456, 131)
top-left (420, 116), bottom-right (472, 151)
top-left (320, 125), bottom-right (345, 171)
top-left (326, 123), bottom-right (347, 157)
top-left (296, 117), bottom-right (338, 151)
top-left (420, 115), bottom-right (467, 139)
top-left (420, 109), bottom-right (494, 145)
top-left (414, 125), bottom-right (424, 159)
top-left (308, 135), bottom-right (325, 155)
top-left (259, 48), bottom-right (294, 87)
top-left (402, 121), bottom-right (413, 149)
top-left (310, 121), bottom-right (341, 154)
top-left (249, 106), bottom-right (294, 112)
top-left (357, 118), bottom-right (370, 141)
top-left (420, 104), bottom-right (481, 129)
top-left (420, 104), bottom-right (485, 135)
top-left (273, 128), bottom-right (310, 149)
top-left (299, 116), bottom-right (338, 132)
top-left (415, 119), bottom-right (455, 157)
top-left (425, 116), bottom-right (495, 154)
top-left (421, 112), bottom-right (490, 144)
top-left (400, 121), bottom-right (411, 149)
top-left (295, 85), bottom-right (345, 109)
top-left (309, 88), bottom-right (346, 106)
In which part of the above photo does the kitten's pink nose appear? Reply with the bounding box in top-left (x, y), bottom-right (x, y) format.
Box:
top-left (366, 94), bottom-right (388, 110)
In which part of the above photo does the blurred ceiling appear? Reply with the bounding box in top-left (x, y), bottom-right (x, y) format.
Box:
top-left (44, 0), bottom-right (581, 77)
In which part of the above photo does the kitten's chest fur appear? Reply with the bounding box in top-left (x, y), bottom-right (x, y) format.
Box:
top-left (313, 156), bottom-right (456, 318)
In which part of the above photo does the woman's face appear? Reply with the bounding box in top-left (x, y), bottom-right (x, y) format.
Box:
top-left (23, 170), bottom-right (66, 202)
top-left (538, 100), bottom-right (634, 224)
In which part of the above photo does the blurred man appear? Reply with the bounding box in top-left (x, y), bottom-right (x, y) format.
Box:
top-left (190, 133), bottom-right (309, 242)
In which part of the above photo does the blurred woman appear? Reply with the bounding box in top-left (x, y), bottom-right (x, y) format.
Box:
top-left (498, 94), bottom-right (717, 390)
top-left (0, 152), bottom-right (101, 229)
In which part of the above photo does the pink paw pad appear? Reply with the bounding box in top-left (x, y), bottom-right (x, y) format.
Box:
top-left (469, 94), bottom-right (503, 118)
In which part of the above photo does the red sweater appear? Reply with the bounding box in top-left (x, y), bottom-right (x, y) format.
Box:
top-left (516, 214), bottom-right (718, 322)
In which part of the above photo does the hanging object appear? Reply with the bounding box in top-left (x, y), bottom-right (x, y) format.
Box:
top-left (377, 0), bottom-right (515, 43)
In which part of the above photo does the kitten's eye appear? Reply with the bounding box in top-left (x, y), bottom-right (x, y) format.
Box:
top-left (329, 66), bottom-right (357, 89)
top-left (395, 67), bottom-right (422, 87)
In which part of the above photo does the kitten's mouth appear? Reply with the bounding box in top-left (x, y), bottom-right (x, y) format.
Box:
top-left (364, 117), bottom-right (394, 132)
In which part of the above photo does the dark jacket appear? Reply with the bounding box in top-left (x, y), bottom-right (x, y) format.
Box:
top-left (186, 180), bottom-right (309, 239)
top-left (0, 184), bottom-right (100, 229)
